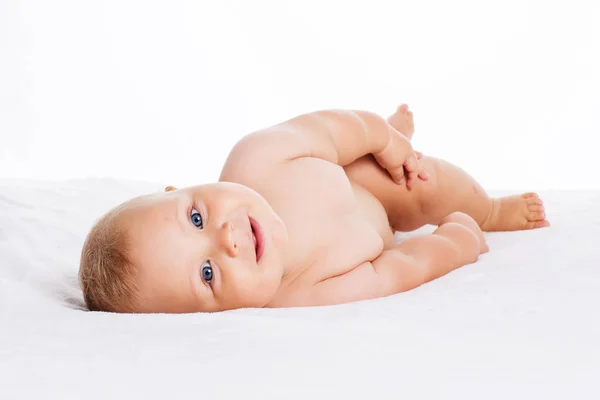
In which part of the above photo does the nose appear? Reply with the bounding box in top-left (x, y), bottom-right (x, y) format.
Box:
top-left (218, 221), bottom-right (239, 257)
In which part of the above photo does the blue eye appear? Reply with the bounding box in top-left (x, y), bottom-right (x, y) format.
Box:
top-left (201, 261), bottom-right (213, 283)
top-left (190, 208), bottom-right (203, 228)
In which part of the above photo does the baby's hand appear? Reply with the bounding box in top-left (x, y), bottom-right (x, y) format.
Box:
top-left (440, 212), bottom-right (489, 255)
top-left (372, 128), bottom-right (429, 190)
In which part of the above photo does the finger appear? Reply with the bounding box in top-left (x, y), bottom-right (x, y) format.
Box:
top-left (390, 167), bottom-right (406, 185)
top-left (418, 168), bottom-right (430, 181)
top-left (416, 151), bottom-right (423, 160)
top-left (402, 153), bottom-right (420, 190)
top-left (406, 169), bottom-right (419, 190)
top-left (375, 134), bottom-right (416, 185)
top-left (386, 166), bottom-right (405, 185)
top-left (373, 151), bottom-right (404, 184)
top-left (416, 155), bottom-right (429, 181)
top-left (403, 152), bottom-right (419, 174)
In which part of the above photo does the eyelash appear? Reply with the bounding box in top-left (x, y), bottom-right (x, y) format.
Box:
top-left (201, 261), bottom-right (214, 286)
top-left (190, 205), bottom-right (205, 228)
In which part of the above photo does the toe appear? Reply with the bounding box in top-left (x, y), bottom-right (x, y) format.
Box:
top-left (523, 192), bottom-right (539, 199)
top-left (528, 204), bottom-right (544, 212)
top-left (523, 219), bottom-right (550, 230)
top-left (525, 196), bottom-right (543, 205)
top-left (527, 211), bottom-right (546, 221)
top-left (523, 192), bottom-right (545, 205)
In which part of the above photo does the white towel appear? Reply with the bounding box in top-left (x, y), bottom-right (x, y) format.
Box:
top-left (1, 179), bottom-right (598, 399)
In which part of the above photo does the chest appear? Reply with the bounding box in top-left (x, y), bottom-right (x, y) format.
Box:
top-left (260, 158), bottom-right (393, 281)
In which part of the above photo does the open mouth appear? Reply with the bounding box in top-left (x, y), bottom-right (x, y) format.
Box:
top-left (249, 217), bottom-right (265, 263)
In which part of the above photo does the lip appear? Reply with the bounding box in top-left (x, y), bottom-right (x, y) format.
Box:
top-left (249, 217), bottom-right (265, 263)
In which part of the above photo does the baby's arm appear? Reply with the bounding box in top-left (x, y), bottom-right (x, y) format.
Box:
top-left (303, 212), bottom-right (488, 306)
top-left (283, 110), bottom-right (400, 164)
top-left (222, 110), bottom-right (426, 188)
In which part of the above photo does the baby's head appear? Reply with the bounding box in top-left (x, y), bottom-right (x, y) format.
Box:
top-left (79, 182), bottom-right (288, 313)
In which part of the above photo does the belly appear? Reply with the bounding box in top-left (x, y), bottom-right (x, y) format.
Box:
top-left (349, 181), bottom-right (396, 250)
top-left (293, 173), bottom-right (395, 284)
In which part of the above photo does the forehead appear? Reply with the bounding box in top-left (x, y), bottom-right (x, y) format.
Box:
top-left (125, 194), bottom-right (180, 237)
top-left (123, 194), bottom-right (197, 311)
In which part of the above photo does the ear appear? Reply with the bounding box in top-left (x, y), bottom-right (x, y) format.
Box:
top-left (164, 186), bottom-right (178, 192)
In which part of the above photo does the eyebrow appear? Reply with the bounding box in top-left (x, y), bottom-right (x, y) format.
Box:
top-left (176, 197), bottom-right (189, 235)
top-left (188, 263), bottom-right (202, 307)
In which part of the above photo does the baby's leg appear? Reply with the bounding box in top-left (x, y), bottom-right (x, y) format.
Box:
top-left (344, 106), bottom-right (550, 232)
top-left (346, 154), bottom-right (549, 232)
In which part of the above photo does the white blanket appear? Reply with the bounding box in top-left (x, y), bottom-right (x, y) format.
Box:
top-left (1, 179), bottom-right (598, 399)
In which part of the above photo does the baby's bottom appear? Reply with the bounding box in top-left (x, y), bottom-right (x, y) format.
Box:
top-left (344, 154), bottom-right (549, 232)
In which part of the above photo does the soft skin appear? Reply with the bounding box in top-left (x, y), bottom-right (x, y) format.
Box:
top-left (100, 105), bottom-right (549, 312)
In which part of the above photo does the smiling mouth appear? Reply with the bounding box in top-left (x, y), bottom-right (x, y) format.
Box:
top-left (249, 217), bottom-right (264, 263)
top-left (251, 226), bottom-right (257, 256)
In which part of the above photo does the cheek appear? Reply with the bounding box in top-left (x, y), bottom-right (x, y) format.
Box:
top-left (225, 267), bottom-right (278, 306)
top-left (254, 269), bottom-right (281, 301)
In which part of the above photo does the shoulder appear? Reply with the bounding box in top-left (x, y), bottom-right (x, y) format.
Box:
top-left (218, 126), bottom-right (305, 182)
top-left (219, 109), bottom-right (360, 182)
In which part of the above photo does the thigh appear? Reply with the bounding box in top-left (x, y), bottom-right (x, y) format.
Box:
top-left (344, 155), bottom-right (441, 232)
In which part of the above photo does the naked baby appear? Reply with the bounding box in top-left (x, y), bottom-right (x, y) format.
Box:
top-left (79, 105), bottom-right (549, 313)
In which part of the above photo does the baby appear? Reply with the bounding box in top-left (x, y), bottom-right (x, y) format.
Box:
top-left (79, 105), bottom-right (549, 313)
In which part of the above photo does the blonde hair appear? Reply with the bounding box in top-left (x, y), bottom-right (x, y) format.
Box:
top-left (79, 205), bottom-right (139, 313)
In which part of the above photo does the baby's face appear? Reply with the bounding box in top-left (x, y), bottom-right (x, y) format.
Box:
top-left (122, 182), bottom-right (288, 313)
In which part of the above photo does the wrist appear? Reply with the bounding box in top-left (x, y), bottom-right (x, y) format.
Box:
top-left (352, 110), bottom-right (392, 155)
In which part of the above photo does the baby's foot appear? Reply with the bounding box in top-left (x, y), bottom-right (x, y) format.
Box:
top-left (481, 193), bottom-right (550, 232)
top-left (387, 104), bottom-right (415, 140)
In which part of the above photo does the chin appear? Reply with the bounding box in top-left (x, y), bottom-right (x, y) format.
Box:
top-left (245, 284), bottom-right (279, 308)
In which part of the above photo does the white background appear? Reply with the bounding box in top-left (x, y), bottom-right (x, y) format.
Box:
top-left (1, 0), bottom-right (598, 190)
